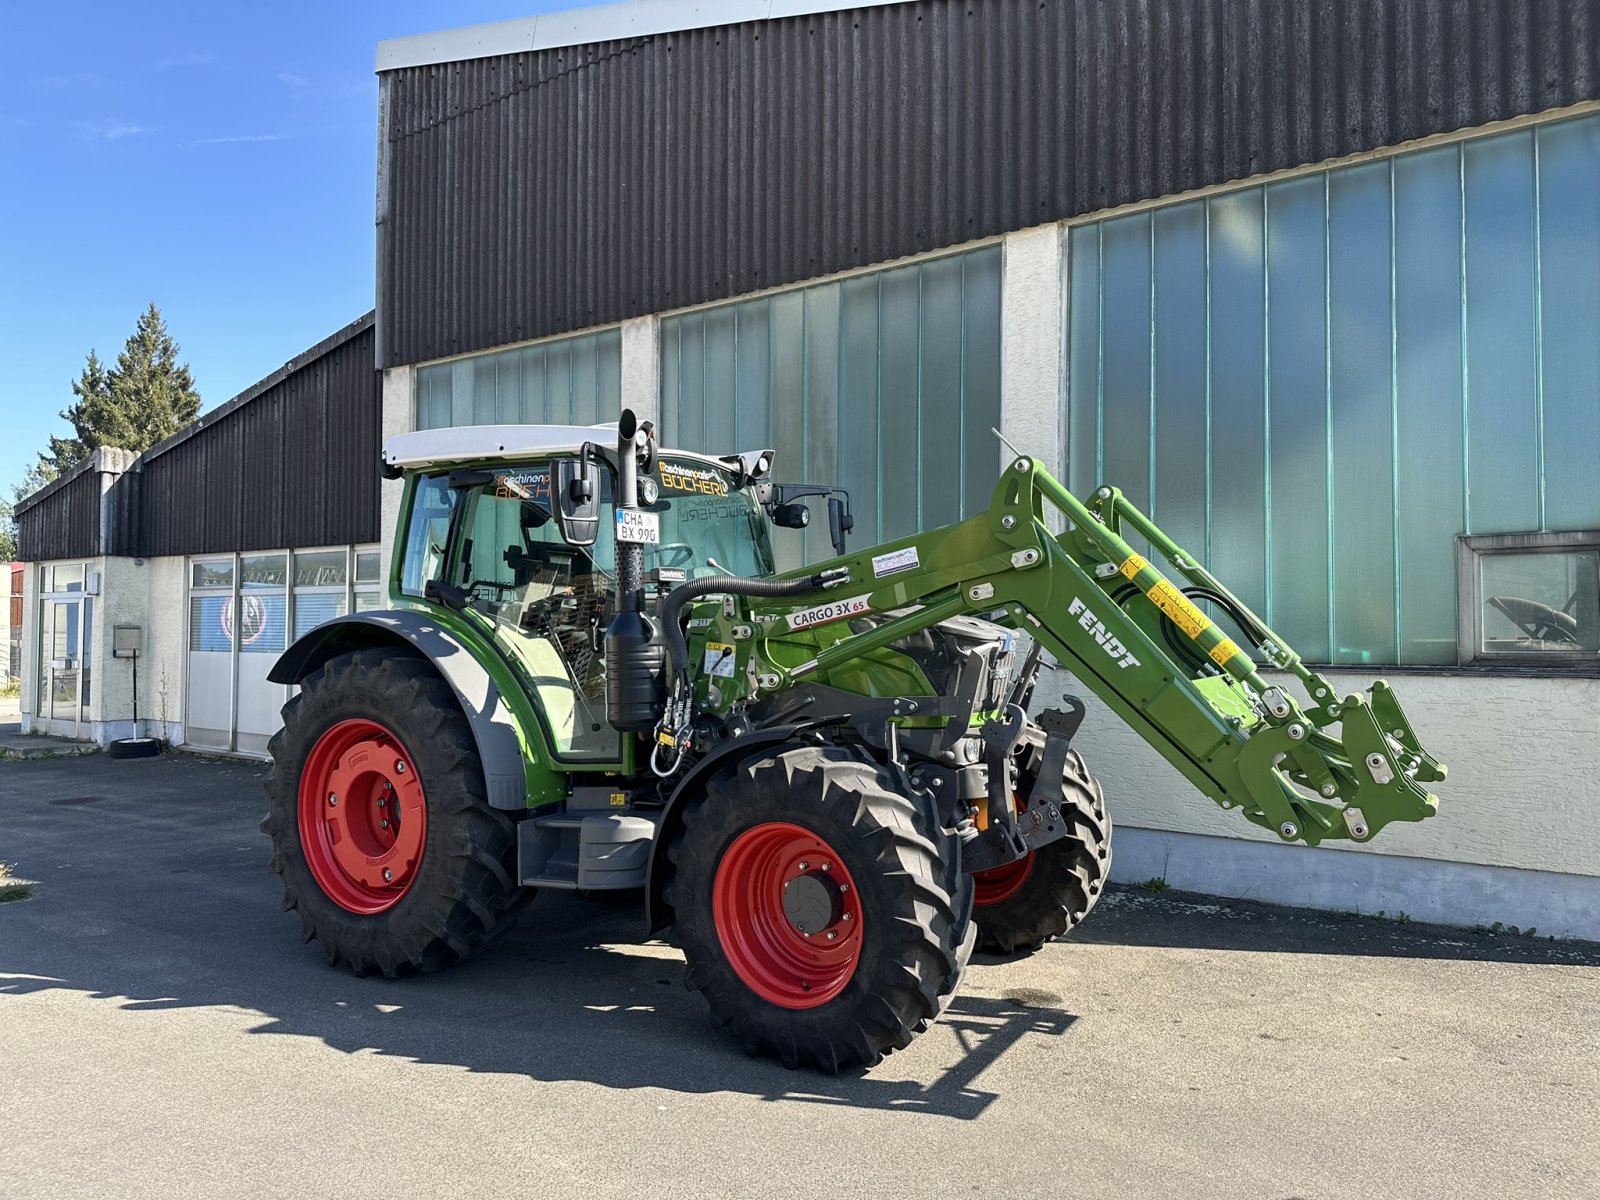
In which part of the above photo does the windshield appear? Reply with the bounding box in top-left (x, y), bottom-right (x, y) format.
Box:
top-left (643, 457), bottom-right (774, 579)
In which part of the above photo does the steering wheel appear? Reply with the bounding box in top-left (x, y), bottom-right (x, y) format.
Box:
top-left (653, 542), bottom-right (696, 570)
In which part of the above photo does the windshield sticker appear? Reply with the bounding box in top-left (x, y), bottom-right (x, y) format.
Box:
top-left (871, 546), bottom-right (919, 578)
top-left (495, 471), bottom-right (551, 501)
top-left (786, 594), bottom-right (872, 631)
top-left (660, 462), bottom-right (729, 496)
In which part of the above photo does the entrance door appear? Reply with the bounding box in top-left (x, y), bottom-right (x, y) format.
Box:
top-left (40, 597), bottom-right (83, 738)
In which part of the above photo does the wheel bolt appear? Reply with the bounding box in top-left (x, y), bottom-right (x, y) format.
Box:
top-left (382, 868), bottom-right (393, 882)
top-left (820, 862), bottom-right (831, 872)
top-left (826, 931), bottom-right (838, 941)
top-left (842, 912), bottom-right (852, 922)
top-left (327, 793), bottom-right (338, 807)
top-left (379, 820), bottom-right (389, 829)
top-left (839, 884), bottom-right (850, 893)
top-left (798, 861), bottom-right (809, 871)
top-left (377, 797), bottom-right (387, 807)
top-left (394, 761), bottom-right (406, 774)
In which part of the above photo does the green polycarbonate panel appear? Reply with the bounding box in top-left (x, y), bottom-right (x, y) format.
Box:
top-left (1263, 174), bottom-right (1332, 662)
top-left (1067, 111), bottom-right (1600, 666)
top-left (1328, 161), bottom-right (1397, 664)
top-left (1464, 131), bottom-right (1542, 536)
top-left (1204, 189), bottom-right (1268, 618)
top-left (1152, 203), bottom-right (1207, 560)
top-left (415, 328), bottom-right (622, 431)
top-left (1393, 145), bottom-right (1467, 665)
top-left (660, 245), bottom-right (1003, 564)
top-left (1534, 118), bottom-right (1600, 534)
top-left (1066, 226), bottom-right (1102, 502)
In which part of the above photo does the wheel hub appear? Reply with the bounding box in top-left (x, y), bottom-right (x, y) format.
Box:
top-left (782, 870), bottom-right (843, 935)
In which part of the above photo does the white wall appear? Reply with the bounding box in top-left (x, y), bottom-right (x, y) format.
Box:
top-left (379, 366), bottom-right (414, 580)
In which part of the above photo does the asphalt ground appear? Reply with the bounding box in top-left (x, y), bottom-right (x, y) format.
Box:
top-left (1, 753), bottom-right (1596, 1200)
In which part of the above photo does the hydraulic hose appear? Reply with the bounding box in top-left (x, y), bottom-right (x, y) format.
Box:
top-left (658, 567), bottom-right (848, 684)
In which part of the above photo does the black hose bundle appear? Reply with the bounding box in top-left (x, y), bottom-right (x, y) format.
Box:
top-left (658, 567), bottom-right (848, 686)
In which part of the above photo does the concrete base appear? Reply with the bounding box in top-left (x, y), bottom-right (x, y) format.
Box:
top-left (1110, 825), bottom-right (1600, 941)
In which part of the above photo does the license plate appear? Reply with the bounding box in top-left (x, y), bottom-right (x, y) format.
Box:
top-left (616, 509), bottom-right (660, 544)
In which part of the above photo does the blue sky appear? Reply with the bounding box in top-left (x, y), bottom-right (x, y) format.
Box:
top-left (0, 0), bottom-right (572, 500)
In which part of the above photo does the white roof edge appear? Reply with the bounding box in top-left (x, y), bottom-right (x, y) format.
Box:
top-left (381, 423), bottom-right (776, 473)
top-left (376, 0), bottom-right (908, 72)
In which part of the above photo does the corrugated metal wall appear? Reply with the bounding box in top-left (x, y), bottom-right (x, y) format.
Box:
top-left (139, 320), bottom-right (381, 558)
top-left (1066, 110), bottom-right (1600, 667)
top-left (378, 0), bottom-right (1600, 368)
top-left (660, 245), bottom-right (1002, 563)
top-left (15, 467), bottom-right (102, 562)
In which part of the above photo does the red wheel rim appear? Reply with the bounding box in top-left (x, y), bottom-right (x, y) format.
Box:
top-left (712, 822), bottom-right (863, 1010)
top-left (297, 718), bottom-right (427, 915)
top-left (973, 853), bottom-right (1035, 907)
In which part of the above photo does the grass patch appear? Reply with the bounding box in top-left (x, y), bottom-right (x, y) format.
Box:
top-left (1138, 875), bottom-right (1171, 893)
top-left (0, 677), bottom-right (20, 699)
top-left (0, 861), bottom-right (35, 903)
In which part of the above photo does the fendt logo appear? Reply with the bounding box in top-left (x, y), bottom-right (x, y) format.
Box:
top-left (1068, 596), bottom-right (1141, 669)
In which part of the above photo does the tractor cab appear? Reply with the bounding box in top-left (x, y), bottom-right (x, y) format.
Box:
top-left (382, 424), bottom-right (788, 759)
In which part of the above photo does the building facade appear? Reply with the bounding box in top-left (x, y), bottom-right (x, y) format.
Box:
top-left (369, 0), bottom-right (1600, 937)
top-left (14, 0), bottom-right (1599, 936)
top-left (15, 316), bottom-right (382, 754)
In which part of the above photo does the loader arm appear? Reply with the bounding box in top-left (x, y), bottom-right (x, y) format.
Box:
top-left (708, 453), bottom-right (1444, 847)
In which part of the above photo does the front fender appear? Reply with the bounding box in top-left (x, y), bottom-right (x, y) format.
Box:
top-left (270, 611), bottom-right (528, 810)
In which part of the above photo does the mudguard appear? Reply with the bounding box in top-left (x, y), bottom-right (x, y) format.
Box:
top-left (268, 611), bottom-right (528, 810)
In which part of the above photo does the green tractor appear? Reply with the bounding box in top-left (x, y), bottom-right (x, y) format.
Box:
top-left (263, 411), bottom-right (1445, 1070)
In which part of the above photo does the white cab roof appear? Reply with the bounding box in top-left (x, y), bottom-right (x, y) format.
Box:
top-left (383, 424), bottom-right (775, 479)
top-left (384, 424), bottom-right (618, 469)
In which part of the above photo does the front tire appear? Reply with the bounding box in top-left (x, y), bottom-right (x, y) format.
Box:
top-left (263, 649), bottom-right (525, 977)
top-left (668, 744), bottom-right (975, 1072)
top-left (971, 736), bottom-right (1112, 955)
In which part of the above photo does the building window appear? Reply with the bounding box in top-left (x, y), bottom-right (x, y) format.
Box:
top-left (1457, 533), bottom-right (1600, 668)
top-left (1066, 110), bottom-right (1600, 667)
top-left (416, 327), bottom-right (622, 431)
top-left (659, 244), bottom-right (1003, 565)
top-left (292, 549), bottom-right (348, 639)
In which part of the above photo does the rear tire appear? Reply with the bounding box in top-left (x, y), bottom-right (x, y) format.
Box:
top-left (263, 649), bottom-right (526, 977)
top-left (667, 743), bottom-right (975, 1072)
top-left (971, 734), bottom-right (1112, 956)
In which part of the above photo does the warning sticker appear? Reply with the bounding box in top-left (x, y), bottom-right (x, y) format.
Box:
top-left (1147, 579), bottom-right (1211, 639)
top-left (1209, 637), bottom-right (1241, 667)
top-left (872, 546), bottom-right (920, 578)
top-left (786, 594), bottom-right (872, 631)
top-left (702, 642), bottom-right (738, 679)
top-left (1119, 552), bottom-right (1148, 580)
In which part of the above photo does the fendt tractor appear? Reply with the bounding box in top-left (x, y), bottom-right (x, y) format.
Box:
top-left (263, 411), bottom-right (1446, 1070)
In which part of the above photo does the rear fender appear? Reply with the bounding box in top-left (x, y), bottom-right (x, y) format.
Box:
top-left (269, 611), bottom-right (528, 810)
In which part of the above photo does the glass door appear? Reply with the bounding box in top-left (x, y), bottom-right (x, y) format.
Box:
top-left (41, 596), bottom-right (83, 737)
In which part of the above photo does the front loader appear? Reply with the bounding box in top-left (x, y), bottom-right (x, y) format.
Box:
top-left (264, 411), bottom-right (1445, 1070)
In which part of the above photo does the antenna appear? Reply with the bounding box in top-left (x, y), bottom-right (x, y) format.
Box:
top-left (991, 426), bottom-right (1026, 461)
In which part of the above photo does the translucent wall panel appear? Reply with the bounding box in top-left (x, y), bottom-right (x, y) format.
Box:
top-left (1066, 111), bottom-right (1600, 667)
top-left (660, 246), bottom-right (1003, 564)
top-left (416, 328), bottom-right (622, 431)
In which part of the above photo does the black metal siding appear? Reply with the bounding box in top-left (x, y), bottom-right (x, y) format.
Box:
top-left (378, 0), bottom-right (1600, 368)
top-left (138, 322), bottom-right (381, 558)
top-left (15, 467), bottom-right (102, 562)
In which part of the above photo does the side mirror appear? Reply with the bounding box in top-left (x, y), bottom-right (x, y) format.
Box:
top-left (827, 495), bottom-right (854, 557)
top-left (772, 502), bottom-right (810, 530)
top-left (553, 458), bottom-right (600, 547)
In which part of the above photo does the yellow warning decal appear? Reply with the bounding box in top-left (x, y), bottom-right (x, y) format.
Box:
top-left (610, 792), bottom-right (628, 807)
top-left (656, 730), bottom-right (676, 748)
top-left (1148, 578), bottom-right (1211, 639)
top-left (1209, 637), bottom-right (1241, 667)
top-left (1120, 552), bottom-right (1148, 580)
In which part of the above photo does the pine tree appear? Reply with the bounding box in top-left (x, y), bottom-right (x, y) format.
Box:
top-left (39, 303), bottom-right (202, 476)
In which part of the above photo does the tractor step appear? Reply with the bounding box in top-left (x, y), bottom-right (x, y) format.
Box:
top-left (517, 811), bottom-right (659, 890)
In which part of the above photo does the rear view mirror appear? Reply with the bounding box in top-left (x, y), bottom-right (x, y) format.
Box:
top-left (554, 458), bottom-right (600, 547)
top-left (772, 502), bottom-right (810, 530)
